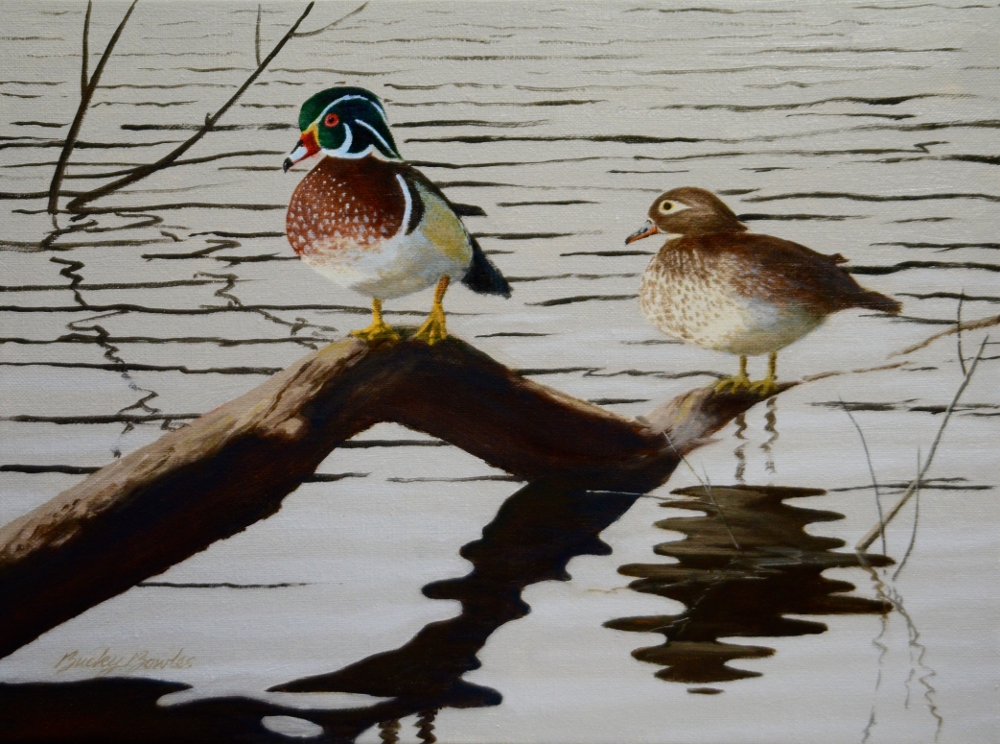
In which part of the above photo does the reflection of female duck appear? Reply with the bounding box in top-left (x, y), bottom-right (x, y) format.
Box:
top-left (607, 485), bottom-right (892, 686)
top-left (627, 188), bottom-right (901, 394)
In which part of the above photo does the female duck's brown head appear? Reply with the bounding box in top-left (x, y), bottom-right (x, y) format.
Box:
top-left (626, 187), bottom-right (747, 244)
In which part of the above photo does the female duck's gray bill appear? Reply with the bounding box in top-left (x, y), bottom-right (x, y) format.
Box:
top-left (625, 221), bottom-right (660, 245)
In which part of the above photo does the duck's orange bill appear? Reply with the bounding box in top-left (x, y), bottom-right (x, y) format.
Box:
top-left (625, 221), bottom-right (659, 245)
top-left (282, 127), bottom-right (320, 172)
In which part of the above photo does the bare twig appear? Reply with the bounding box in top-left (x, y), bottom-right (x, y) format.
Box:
top-left (47, 0), bottom-right (138, 216)
top-left (892, 449), bottom-right (921, 580)
top-left (801, 360), bottom-right (908, 383)
top-left (956, 291), bottom-right (966, 375)
top-left (293, 0), bottom-right (368, 37)
top-left (80, 0), bottom-right (91, 96)
top-left (64, 1), bottom-right (370, 212)
top-left (254, 4), bottom-right (262, 67)
top-left (857, 335), bottom-right (988, 551)
top-left (842, 400), bottom-right (887, 556)
top-left (891, 313), bottom-right (1000, 358)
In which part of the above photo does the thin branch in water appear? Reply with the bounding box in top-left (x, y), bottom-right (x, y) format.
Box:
top-left (47, 0), bottom-right (138, 216)
top-left (842, 398), bottom-right (887, 556)
top-left (857, 334), bottom-right (989, 551)
top-left (893, 448), bottom-right (921, 580)
top-left (293, 0), bottom-right (368, 37)
top-left (800, 360), bottom-right (908, 383)
top-left (254, 4), bottom-right (262, 67)
top-left (891, 313), bottom-right (1000, 358)
top-left (65, 1), bottom-right (372, 212)
top-left (956, 291), bottom-right (966, 375)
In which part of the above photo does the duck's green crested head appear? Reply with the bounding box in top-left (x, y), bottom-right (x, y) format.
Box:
top-left (283, 86), bottom-right (401, 171)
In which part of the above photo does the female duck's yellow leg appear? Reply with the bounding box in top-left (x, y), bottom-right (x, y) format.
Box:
top-left (716, 355), bottom-right (751, 393)
top-left (414, 275), bottom-right (450, 345)
top-left (749, 352), bottom-right (779, 396)
top-left (350, 298), bottom-right (400, 342)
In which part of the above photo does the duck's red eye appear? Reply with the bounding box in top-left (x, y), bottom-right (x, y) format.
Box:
top-left (324, 113), bottom-right (340, 128)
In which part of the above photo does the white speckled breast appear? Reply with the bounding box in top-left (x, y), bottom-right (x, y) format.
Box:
top-left (639, 244), bottom-right (825, 356)
top-left (287, 157), bottom-right (472, 300)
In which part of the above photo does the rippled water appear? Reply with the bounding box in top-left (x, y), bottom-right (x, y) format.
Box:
top-left (1, 1), bottom-right (998, 742)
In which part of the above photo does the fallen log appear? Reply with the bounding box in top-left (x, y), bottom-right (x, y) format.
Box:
top-left (0, 334), bottom-right (784, 660)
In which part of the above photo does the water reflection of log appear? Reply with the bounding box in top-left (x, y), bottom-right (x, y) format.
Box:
top-left (0, 335), bottom-right (784, 662)
top-left (272, 481), bottom-right (641, 702)
top-left (0, 482), bottom-right (642, 742)
top-left (605, 485), bottom-right (893, 688)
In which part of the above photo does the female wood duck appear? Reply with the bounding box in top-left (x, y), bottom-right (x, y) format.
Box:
top-left (626, 187), bottom-right (901, 394)
top-left (284, 87), bottom-right (510, 343)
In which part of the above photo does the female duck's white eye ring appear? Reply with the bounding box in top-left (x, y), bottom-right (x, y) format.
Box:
top-left (658, 201), bottom-right (674, 214)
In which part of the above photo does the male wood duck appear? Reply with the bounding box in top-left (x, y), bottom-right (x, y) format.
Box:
top-left (283, 87), bottom-right (510, 343)
top-left (626, 187), bottom-right (901, 394)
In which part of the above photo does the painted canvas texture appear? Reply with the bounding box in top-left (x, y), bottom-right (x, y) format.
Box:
top-left (0, 1), bottom-right (997, 743)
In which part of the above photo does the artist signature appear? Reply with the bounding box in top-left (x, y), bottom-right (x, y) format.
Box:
top-left (54, 648), bottom-right (195, 676)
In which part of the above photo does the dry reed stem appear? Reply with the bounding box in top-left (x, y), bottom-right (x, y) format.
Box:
top-left (857, 335), bottom-right (989, 551)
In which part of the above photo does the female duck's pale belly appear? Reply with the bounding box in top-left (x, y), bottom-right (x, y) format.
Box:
top-left (639, 248), bottom-right (825, 357)
top-left (287, 157), bottom-right (472, 300)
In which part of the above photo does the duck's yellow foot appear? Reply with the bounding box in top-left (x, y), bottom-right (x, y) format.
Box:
top-left (350, 319), bottom-right (400, 343)
top-left (414, 305), bottom-right (448, 345)
top-left (715, 374), bottom-right (751, 394)
top-left (748, 377), bottom-right (779, 397)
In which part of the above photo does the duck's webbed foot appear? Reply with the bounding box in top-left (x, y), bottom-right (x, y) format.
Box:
top-left (414, 304), bottom-right (448, 345)
top-left (413, 275), bottom-right (450, 345)
top-left (715, 374), bottom-right (752, 394)
top-left (747, 377), bottom-right (779, 397)
top-left (350, 299), bottom-right (400, 343)
top-left (714, 355), bottom-right (752, 394)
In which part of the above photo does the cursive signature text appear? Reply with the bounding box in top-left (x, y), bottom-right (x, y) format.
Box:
top-left (54, 648), bottom-right (195, 676)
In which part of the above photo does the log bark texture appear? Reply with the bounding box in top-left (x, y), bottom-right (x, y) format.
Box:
top-left (0, 335), bottom-right (783, 660)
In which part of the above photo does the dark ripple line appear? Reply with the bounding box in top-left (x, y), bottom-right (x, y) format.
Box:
top-left (0, 302), bottom-right (437, 316)
top-left (528, 294), bottom-right (639, 307)
top-left (626, 6), bottom-right (798, 13)
top-left (120, 123), bottom-right (294, 131)
top-left (0, 361), bottom-right (280, 376)
top-left (901, 292), bottom-right (999, 303)
top-left (652, 94), bottom-right (956, 112)
top-left (738, 213), bottom-right (869, 222)
top-left (847, 261), bottom-right (1000, 275)
top-left (406, 134), bottom-right (701, 145)
top-left (393, 119), bottom-right (547, 129)
top-left (0, 139), bottom-right (182, 151)
top-left (270, 67), bottom-right (407, 75)
top-left (874, 242), bottom-right (1000, 251)
top-left (728, 45), bottom-right (960, 54)
top-left (137, 582), bottom-right (310, 589)
top-left (0, 279), bottom-right (220, 292)
top-left (92, 101), bottom-right (197, 108)
top-left (395, 99), bottom-right (605, 108)
top-left (0, 335), bottom-right (323, 347)
top-left (473, 231), bottom-right (575, 240)
top-left (98, 83), bottom-right (234, 89)
top-left (745, 191), bottom-right (1000, 203)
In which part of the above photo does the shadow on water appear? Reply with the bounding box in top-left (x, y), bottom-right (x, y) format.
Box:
top-left (0, 480), bottom-right (643, 743)
top-left (605, 485), bottom-right (893, 690)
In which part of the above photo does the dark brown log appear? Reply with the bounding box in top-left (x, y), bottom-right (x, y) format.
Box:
top-left (0, 334), bottom-right (783, 660)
